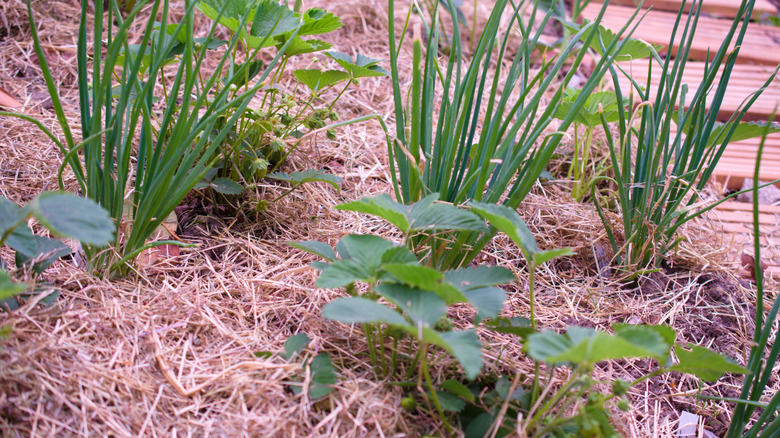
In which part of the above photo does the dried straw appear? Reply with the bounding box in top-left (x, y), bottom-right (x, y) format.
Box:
top-left (1, 0), bottom-right (776, 436)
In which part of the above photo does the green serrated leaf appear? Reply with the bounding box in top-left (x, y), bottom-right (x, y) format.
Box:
top-left (383, 261), bottom-right (467, 304)
top-left (299, 8), bottom-right (342, 36)
top-left (289, 240), bottom-right (337, 262)
top-left (383, 263), bottom-right (444, 291)
top-left (469, 202), bottom-right (539, 260)
top-left (464, 412), bottom-right (502, 438)
top-left (376, 283), bottom-right (446, 327)
top-left (553, 89), bottom-right (625, 126)
top-left (28, 193), bottom-right (114, 246)
top-left (15, 235), bottom-right (71, 275)
top-left (565, 21), bottom-right (661, 61)
top-left (0, 270), bottom-right (27, 301)
top-left (337, 193), bottom-right (486, 234)
top-left (615, 323), bottom-right (677, 358)
top-left (315, 259), bottom-right (375, 288)
top-left (308, 353), bottom-right (337, 399)
top-left (336, 234), bottom-right (394, 265)
top-left (267, 170), bottom-right (342, 191)
top-left (326, 51), bottom-right (389, 78)
top-left (693, 120), bottom-right (780, 147)
top-left (483, 317), bottom-right (534, 338)
top-left (612, 325), bottom-right (672, 363)
top-left (211, 177), bottom-right (244, 195)
top-left (293, 69), bottom-right (349, 92)
top-left (668, 345), bottom-right (748, 381)
top-left (283, 333), bottom-right (310, 360)
top-left (283, 38), bottom-right (332, 56)
top-left (409, 199), bottom-right (486, 233)
top-left (440, 379), bottom-right (475, 403)
top-left (0, 197), bottom-right (37, 257)
top-left (525, 330), bottom-right (573, 362)
top-left (429, 390), bottom-right (467, 412)
top-left (435, 330), bottom-right (483, 380)
top-left (444, 266), bottom-right (516, 291)
top-left (336, 193), bottom-right (411, 232)
top-left (463, 287), bottom-right (506, 322)
top-left (322, 296), bottom-right (408, 326)
top-left (198, 0), bottom-right (253, 26)
top-left (528, 326), bottom-right (670, 367)
top-left (247, 0), bottom-right (300, 48)
top-left (379, 246), bottom-right (417, 265)
top-left (532, 248), bottom-right (574, 266)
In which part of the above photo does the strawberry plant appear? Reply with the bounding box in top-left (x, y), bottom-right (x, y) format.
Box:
top-left (1, 193), bottom-right (113, 309)
top-left (293, 195), bottom-right (527, 434)
top-left (193, 0), bottom-right (388, 200)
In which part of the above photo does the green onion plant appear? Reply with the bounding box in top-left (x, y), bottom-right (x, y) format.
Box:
top-left (724, 125), bottom-right (780, 438)
top-left (8, 0), bottom-right (302, 275)
top-left (387, 0), bottom-right (642, 270)
top-left (594, 0), bottom-right (780, 273)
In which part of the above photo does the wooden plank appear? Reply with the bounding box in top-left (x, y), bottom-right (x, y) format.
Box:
top-left (610, 0), bottom-right (778, 19)
top-left (581, 3), bottom-right (780, 65)
top-left (614, 62), bottom-right (780, 122)
top-left (618, 72), bottom-right (780, 190)
top-left (711, 167), bottom-right (780, 189)
top-left (706, 200), bottom-right (780, 279)
top-left (708, 209), bottom-right (780, 225)
top-left (717, 201), bottom-right (780, 214)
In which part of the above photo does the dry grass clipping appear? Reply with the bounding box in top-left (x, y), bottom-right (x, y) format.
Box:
top-left (1, 0), bottom-right (777, 437)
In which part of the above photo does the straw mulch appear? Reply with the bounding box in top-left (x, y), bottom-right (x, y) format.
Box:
top-left (1, 0), bottom-right (777, 437)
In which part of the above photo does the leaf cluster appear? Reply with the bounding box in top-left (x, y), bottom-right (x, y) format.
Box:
top-left (587, 0), bottom-right (780, 271)
top-left (294, 230), bottom-right (514, 380)
top-left (386, 0), bottom-right (652, 271)
top-left (192, 0), bottom-right (387, 201)
top-left (0, 193), bottom-right (113, 307)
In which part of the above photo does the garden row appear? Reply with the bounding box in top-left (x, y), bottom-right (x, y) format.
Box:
top-left (1, 0), bottom-right (779, 436)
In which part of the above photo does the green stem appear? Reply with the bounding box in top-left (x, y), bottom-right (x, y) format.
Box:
top-left (527, 370), bottom-right (584, 430)
top-left (420, 342), bottom-right (453, 437)
top-left (364, 323), bottom-right (378, 374)
top-left (378, 325), bottom-right (387, 377)
top-left (327, 80), bottom-right (353, 113)
top-left (390, 337), bottom-right (399, 376)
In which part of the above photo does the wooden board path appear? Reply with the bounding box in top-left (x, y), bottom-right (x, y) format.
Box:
top-left (614, 62), bottom-right (780, 122)
top-left (707, 201), bottom-right (780, 279)
top-left (610, 0), bottom-right (778, 18)
top-left (582, 0), bottom-right (780, 277)
top-left (581, 3), bottom-right (780, 66)
top-left (711, 133), bottom-right (780, 189)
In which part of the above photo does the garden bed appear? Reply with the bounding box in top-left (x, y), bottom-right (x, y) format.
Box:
top-left (0, 0), bottom-right (778, 436)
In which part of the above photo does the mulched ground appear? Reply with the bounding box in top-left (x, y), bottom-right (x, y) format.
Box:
top-left (1, 0), bottom-right (777, 436)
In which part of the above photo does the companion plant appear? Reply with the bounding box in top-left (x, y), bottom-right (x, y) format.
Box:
top-left (297, 194), bottom-right (749, 436)
top-left (194, 0), bottom-right (387, 197)
top-left (387, 0), bottom-right (643, 270)
top-left (0, 193), bottom-right (113, 308)
top-left (4, 0), bottom-right (379, 274)
top-left (10, 0), bottom-right (285, 274)
top-left (294, 195), bottom-right (529, 433)
top-left (590, 0), bottom-right (780, 272)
